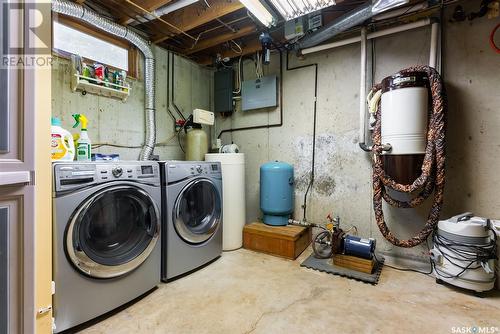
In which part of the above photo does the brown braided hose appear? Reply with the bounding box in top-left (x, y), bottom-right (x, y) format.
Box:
top-left (371, 66), bottom-right (447, 248)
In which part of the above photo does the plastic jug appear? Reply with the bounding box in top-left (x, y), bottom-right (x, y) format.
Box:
top-left (51, 117), bottom-right (75, 161)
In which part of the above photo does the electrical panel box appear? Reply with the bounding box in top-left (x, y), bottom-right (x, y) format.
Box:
top-left (214, 69), bottom-right (234, 113)
top-left (308, 11), bottom-right (322, 31)
top-left (284, 17), bottom-right (305, 40)
top-left (241, 75), bottom-right (278, 111)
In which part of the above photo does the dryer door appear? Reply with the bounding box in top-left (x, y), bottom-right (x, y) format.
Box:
top-left (66, 185), bottom-right (160, 279)
top-left (174, 178), bottom-right (221, 244)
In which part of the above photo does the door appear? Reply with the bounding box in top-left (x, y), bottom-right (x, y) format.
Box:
top-left (173, 179), bottom-right (222, 244)
top-left (65, 186), bottom-right (160, 279)
top-left (0, 1), bottom-right (52, 333)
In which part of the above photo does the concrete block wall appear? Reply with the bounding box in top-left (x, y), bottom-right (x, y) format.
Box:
top-left (216, 1), bottom-right (500, 262)
top-left (52, 46), bottom-right (212, 161)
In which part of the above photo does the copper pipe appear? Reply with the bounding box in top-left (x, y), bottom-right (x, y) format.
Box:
top-left (124, 0), bottom-right (197, 41)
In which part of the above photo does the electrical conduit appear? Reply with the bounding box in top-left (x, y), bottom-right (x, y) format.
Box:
top-left (52, 0), bottom-right (156, 160)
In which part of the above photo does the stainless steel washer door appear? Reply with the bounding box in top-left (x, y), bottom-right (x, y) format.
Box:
top-left (66, 185), bottom-right (160, 279)
top-left (173, 178), bottom-right (221, 244)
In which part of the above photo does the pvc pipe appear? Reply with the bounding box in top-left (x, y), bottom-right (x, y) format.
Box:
top-left (302, 18), bottom-right (432, 55)
top-left (372, 2), bottom-right (427, 21)
top-left (429, 22), bottom-right (439, 69)
top-left (359, 27), bottom-right (367, 145)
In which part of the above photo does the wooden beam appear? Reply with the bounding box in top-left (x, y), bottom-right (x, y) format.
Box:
top-left (198, 38), bottom-right (262, 65)
top-left (152, 0), bottom-right (244, 44)
top-left (185, 24), bottom-right (256, 55)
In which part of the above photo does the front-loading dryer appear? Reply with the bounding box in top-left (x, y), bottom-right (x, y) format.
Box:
top-left (160, 161), bottom-right (223, 281)
top-left (52, 161), bottom-right (161, 333)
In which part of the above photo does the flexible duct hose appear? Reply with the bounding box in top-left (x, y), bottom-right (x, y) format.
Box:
top-left (52, 0), bottom-right (156, 160)
top-left (371, 66), bottom-right (447, 248)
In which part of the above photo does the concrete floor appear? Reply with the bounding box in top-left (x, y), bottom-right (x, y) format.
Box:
top-left (80, 249), bottom-right (500, 334)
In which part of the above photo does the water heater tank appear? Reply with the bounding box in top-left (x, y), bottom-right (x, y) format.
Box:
top-left (380, 72), bottom-right (429, 184)
top-left (260, 161), bottom-right (294, 226)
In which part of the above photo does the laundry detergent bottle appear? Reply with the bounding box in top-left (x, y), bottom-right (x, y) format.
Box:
top-left (72, 114), bottom-right (92, 161)
top-left (51, 117), bottom-right (75, 161)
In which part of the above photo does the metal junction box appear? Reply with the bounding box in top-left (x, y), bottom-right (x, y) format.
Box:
top-left (241, 75), bottom-right (278, 111)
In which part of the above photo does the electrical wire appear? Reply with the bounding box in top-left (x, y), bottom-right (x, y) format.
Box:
top-left (93, 133), bottom-right (179, 149)
top-left (431, 223), bottom-right (497, 279)
top-left (233, 56), bottom-right (242, 94)
top-left (372, 252), bottom-right (434, 276)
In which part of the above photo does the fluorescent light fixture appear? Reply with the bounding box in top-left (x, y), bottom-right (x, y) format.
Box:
top-left (372, 0), bottom-right (410, 14)
top-left (269, 0), bottom-right (336, 21)
top-left (239, 0), bottom-right (276, 27)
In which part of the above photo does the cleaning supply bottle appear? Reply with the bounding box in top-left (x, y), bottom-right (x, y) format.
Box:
top-left (51, 117), bottom-right (75, 161)
top-left (72, 114), bottom-right (92, 161)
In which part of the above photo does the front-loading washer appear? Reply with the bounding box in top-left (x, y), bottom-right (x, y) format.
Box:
top-left (160, 161), bottom-right (223, 281)
top-left (52, 161), bottom-right (161, 332)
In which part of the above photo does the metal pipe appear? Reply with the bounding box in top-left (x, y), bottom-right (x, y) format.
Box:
top-left (296, 1), bottom-right (374, 50)
top-left (52, 0), bottom-right (156, 160)
top-left (302, 18), bottom-right (432, 55)
top-left (124, 0), bottom-right (197, 41)
top-left (429, 21), bottom-right (439, 69)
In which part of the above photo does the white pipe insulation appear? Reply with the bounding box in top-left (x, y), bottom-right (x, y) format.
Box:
top-left (302, 18), bottom-right (432, 55)
top-left (359, 27), bottom-right (367, 147)
top-left (52, 0), bottom-right (156, 160)
top-left (429, 22), bottom-right (440, 69)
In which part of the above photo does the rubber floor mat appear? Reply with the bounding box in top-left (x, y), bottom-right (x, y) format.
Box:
top-left (300, 253), bottom-right (385, 285)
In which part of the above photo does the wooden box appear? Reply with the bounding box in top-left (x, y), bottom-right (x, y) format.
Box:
top-left (332, 254), bottom-right (375, 274)
top-left (243, 222), bottom-right (311, 260)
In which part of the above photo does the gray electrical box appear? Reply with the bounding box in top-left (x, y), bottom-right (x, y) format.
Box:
top-left (214, 69), bottom-right (234, 113)
top-left (241, 75), bottom-right (278, 111)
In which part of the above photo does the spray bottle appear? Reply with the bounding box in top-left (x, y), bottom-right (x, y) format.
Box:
top-left (72, 114), bottom-right (92, 161)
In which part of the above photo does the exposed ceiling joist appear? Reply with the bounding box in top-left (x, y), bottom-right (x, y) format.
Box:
top-left (153, 0), bottom-right (245, 44)
top-left (185, 24), bottom-right (257, 55)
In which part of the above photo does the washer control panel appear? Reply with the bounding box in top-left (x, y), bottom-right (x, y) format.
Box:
top-left (54, 162), bottom-right (160, 193)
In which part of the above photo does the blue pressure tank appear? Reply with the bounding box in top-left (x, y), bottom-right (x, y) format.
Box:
top-left (260, 161), bottom-right (294, 226)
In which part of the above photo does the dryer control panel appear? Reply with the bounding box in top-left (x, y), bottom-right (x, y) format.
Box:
top-left (164, 161), bottom-right (222, 184)
top-left (53, 162), bottom-right (160, 193)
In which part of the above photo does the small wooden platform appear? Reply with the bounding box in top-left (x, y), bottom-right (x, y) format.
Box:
top-left (332, 254), bottom-right (376, 274)
top-left (243, 222), bottom-right (311, 260)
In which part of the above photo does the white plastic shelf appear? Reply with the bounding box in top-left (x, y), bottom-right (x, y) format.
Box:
top-left (70, 69), bottom-right (130, 102)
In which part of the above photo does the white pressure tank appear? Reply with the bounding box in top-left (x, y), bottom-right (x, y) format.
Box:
top-left (205, 153), bottom-right (246, 250)
top-left (380, 72), bottom-right (429, 184)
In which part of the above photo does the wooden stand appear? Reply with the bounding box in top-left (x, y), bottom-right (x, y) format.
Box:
top-left (332, 254), bottom-right (375, 274)
top-left (243, 222), bottom-right (311, 260)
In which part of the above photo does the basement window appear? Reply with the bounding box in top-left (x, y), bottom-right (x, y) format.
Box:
top-left (53, 21), bottom-right (130, 72)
